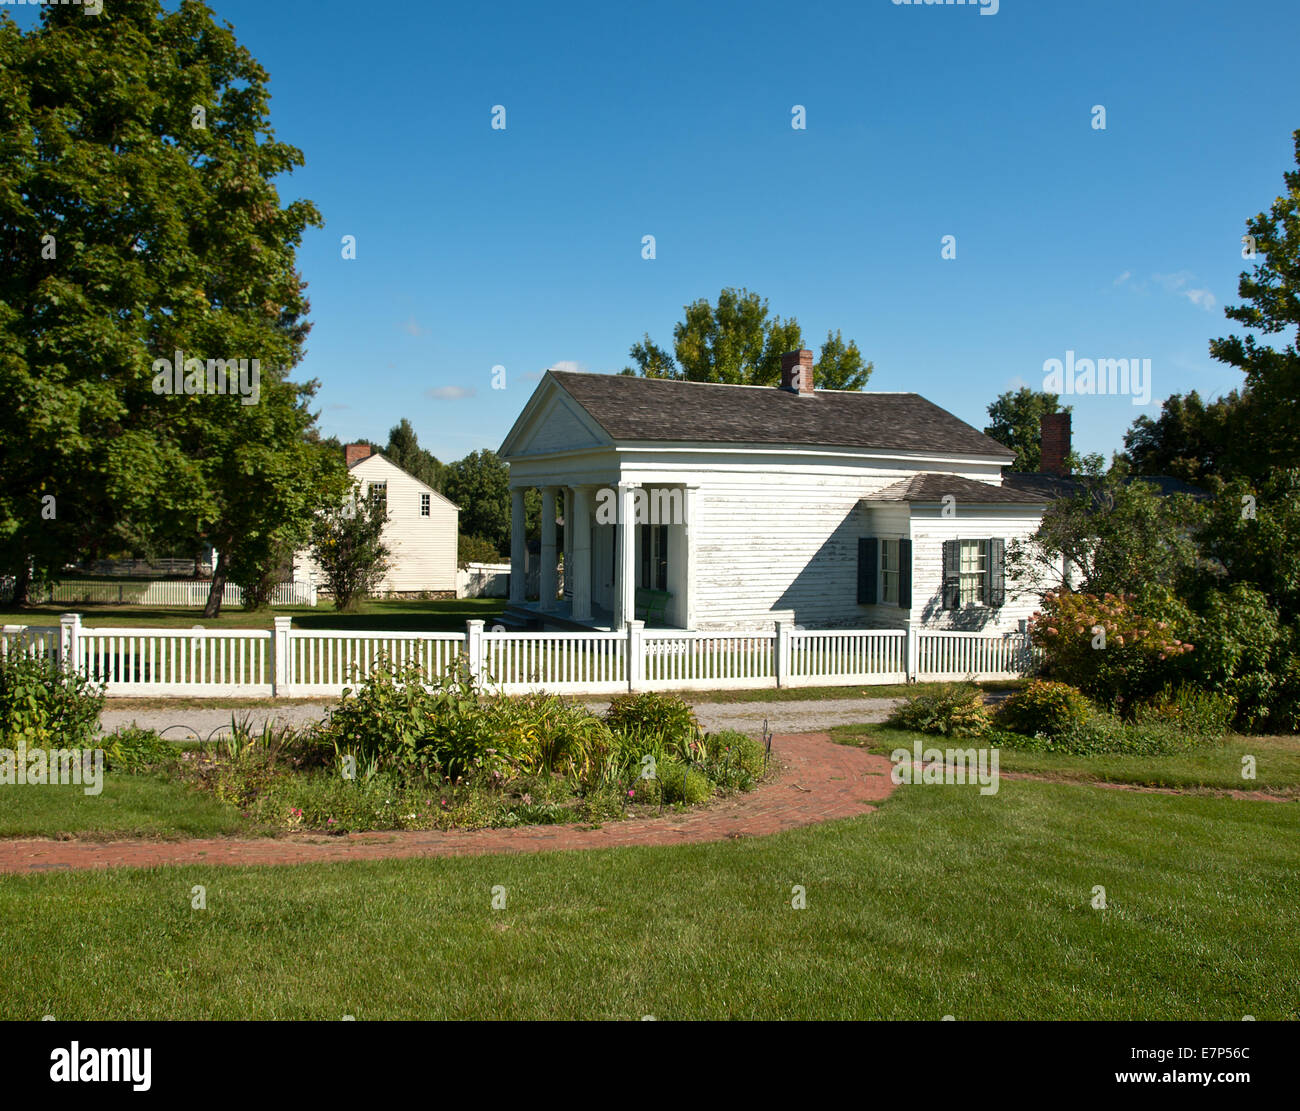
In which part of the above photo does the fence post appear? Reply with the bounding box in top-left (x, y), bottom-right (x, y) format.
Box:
top-left (466, 619), bottom-right (485, 686)
top-left (906, 625), bottom-right (919, 682)
top-left (627, 620), bottom-right (645, 691)
top-left (59, 612), bottom-right (81, 671)
top-left (774, 621), bottom-right (791, 688)
top-left (272, 616), bottom-right (293, 698)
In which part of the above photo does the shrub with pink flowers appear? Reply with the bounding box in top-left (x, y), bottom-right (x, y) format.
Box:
top-left (1030, 589), bottom-right (1195, 708)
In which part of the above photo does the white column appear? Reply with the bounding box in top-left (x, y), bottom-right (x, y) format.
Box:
top-left (571, 486), bottom-right (593, 623)
top-left (613, 481), bottom-right (637, 629)
top-left (563, 488), bottom-right (573, 602)
top-left (540, 487), bottom-right (558, 612)
top-left (509, 486), bottom-right (527, 604)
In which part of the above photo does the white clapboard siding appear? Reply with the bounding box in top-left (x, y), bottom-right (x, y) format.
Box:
top-left (683, 462), bottom-right (1008, 631)
top-left (907, 506), bottom-right (1050, 633)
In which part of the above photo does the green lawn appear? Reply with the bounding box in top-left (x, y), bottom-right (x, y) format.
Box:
top-left (0, 776), bottom-right (1295, 1019)
top-left (832, 724), bottom-right (1300, 795)
top-left (0, 774), bottom-right (244, 840)
top-left (0, 598), bottom-right (505, 631)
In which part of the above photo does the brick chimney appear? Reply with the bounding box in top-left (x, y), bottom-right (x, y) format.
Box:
top-left (1040, 413), bottom-right (1071, 476)
top-left (345, 443), bottom-right (372, 468)
top-left (780, 350), bottom-right (815, 396)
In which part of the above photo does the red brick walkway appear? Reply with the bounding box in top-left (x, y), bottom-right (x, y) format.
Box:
top-left (0, 733), bottom-right (897, 874)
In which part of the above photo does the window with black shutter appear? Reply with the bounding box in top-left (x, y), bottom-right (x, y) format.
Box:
top-left (898, 538), bottom-right (913, 608)
top-left (857, 538), bottom-right (878, 604)
top-left (941, 539), bottom-right (961, 610)
top-left (986, 537), bottom-right (1006, 608)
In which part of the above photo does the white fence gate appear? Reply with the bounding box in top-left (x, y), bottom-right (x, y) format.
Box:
top-left (0, 616), bottom-right (1040, 699)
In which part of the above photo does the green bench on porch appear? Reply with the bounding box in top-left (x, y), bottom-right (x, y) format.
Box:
top-left (635, 588), bottom-right (672, 624)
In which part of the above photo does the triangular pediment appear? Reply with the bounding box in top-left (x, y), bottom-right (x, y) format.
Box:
top-left (499, 375), bottom-right (613, 459)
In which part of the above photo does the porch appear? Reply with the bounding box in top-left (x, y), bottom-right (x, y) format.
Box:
top-left (506, 481), bottom-right (698, 630)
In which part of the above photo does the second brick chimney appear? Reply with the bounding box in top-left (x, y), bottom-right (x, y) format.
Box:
top-left (1039, 413), bottom-right (1071, 476)
top-left (780, 350), bottom-right (815, 396)
top-left (345, 442), bottom-right (372, 468)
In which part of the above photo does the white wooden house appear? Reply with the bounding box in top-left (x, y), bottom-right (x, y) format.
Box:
top-left (499, 350), bottom-right (1054, 632)
top-left (293, 446), bottom-right (459, 598)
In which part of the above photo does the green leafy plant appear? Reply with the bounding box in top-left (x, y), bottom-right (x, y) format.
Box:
top-left (888, 684), bottom-right (992, 738)
top-left (603, 692), bottom-right (701, 745)
top-left (102, 726), bottom-right (175, 773)
top-left (1132, 684), bottom-right (1236, 738)
top-left (0, 655), bottom-right (104, 745)
top-left (655, 760), bottom-right (713, 805)
top-left (995, 680), bottom-right (1095, 737)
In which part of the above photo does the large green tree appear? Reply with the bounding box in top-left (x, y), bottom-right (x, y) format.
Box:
top-left (441, 449), bottom-right (540, 556)
top-left (982, 388), bottom-right (1072, 473)
top-left (1121, 389), bottom-right (1244, 483)
top-left (622, 287), bottom-right (872, 390)
top-left (1208, 129), bottom-right (1300, 479)
top-left (385, 418), bottom-right (444, 492)
top-left (0, 1), bottom-right (343, 613)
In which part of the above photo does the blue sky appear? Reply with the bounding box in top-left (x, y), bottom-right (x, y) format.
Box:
top-left (15, 0), bottom-right (1300, 462)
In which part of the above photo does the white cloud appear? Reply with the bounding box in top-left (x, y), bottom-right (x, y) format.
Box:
top-left (1112, 271), bottom-right (1131, 286)
top-left (548, 360), bottom-right (583, 373)
top-left (400, 317), bottom-right (428, 337)
top-left (1142, 272), bottom-right (1216, 310)
top-left (426, 385), bottom-right (476, 401)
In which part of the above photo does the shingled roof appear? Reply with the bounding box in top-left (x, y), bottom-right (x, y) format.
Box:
top-left (547, 371), bottom-right (1016, 459)
top-left (864, 473), bottom-right (1049, 505)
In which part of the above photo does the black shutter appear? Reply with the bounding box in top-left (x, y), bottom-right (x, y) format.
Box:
top-left (941, 539), bottom-right (961, 610)
top-left (857, 538), bottom-right (878, 605)
top-left (987, 537), bottom-right (1006, 608)
top-left (898, 538), bottom-right (913, 608)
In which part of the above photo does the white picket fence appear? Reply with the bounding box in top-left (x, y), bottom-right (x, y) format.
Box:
top-left (0, 616), bottom-right (1040, 699)
top-left (0, 579), bottom-right (317, 607)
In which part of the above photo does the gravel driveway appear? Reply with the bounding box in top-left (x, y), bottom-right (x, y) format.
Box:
top-left (100, 696), bottom-right (903, 740)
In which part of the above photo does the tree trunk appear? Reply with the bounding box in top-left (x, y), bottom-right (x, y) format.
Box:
top-left (203, 549), bottom-right (228, 618)
top-left (12, 561), bottom-right (31, 608)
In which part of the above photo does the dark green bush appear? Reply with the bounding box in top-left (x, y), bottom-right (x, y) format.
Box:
top-left (0, 655), bottom-right (103, 746)
top-left (603, 692), bottom-right (701, 745)
top-left (103, 726), bottom-right (175, 772)
top-left (888, 684), bottom-right (992, 737)
top-left (321, 656), bottom-right (495, 778)
top-left (1132, 683), bottom-right (1236, 738)
top-left (656, 760), bottom-right (713, 805)
top-left (995, 680), bottom-right (1095, 737)
top-left (704, 730), bottom-right (768, 779)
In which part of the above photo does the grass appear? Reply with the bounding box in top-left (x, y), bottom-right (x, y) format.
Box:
top-left (0, 774), bottom-right (244, 840)
top-left (0, 777), bottom-right (1295, 1019)
top-left (832, 724), bottom-right (1300, 795)
top-left (0, 598), bottom-right (506, 631)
